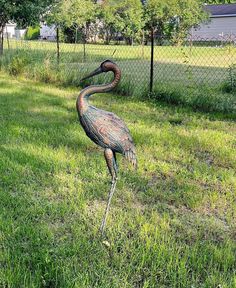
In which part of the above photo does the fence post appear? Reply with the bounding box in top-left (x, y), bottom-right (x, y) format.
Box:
top-left (83, 29), bottom-right (86, 62)
top-left (56, 26), bottom-right (60, 65)
top-left (149, 28), bottom-right (154, 94)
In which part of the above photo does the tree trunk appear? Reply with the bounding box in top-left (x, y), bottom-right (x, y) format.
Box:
top-left (75, 27), bottom-right (78, 44)
top-left (156, 22), bottom-right (164, 46)
top-left (0, 24), bottom-right (5, 55)
top-left (125, 37), bottom-right (132, 45)
top-left (105, 27), bottom-right (111, 45)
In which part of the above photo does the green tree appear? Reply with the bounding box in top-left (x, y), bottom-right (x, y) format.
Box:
top-left (171, 0), bottom-right (209, 45)
top-left (116, 0), bottom-right (144, 45)
top-left (98, 0), bottom-right (144, 44)
top-left (25, 26), bottom-right (40, 40)
top-left (143, 0), bottom-right (174, 45)
top-left (0, 0), bottom-right (54, 54)
top-left (143, 0), bottom-right (208, 45)
top-left (48, 0), bottom-right (97, 42)
top-left (98, 0), bottom-right (122, 44)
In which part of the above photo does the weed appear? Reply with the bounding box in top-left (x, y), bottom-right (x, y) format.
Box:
top-left (8, 54), bottom-right (29, 76)
top-left (222, 64), bottom-right (236, 93)
top-left (31, 58), bottom-right (58, 83)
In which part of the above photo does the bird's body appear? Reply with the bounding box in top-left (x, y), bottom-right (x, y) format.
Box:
top-left (76, 60), bottom-right (137, 234)
top-left (79, 106), bottom-right (137, 166)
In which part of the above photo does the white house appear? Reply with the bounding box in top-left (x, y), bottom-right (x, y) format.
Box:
top-left (40, 24), bottom-right (56, 40)
top-left (4, 23), bottom-right (26, 39)
top-left (191, 4), bottom-right (236, 39)
top-left (5, 22), bottom-right (57, 41)
top-left (15, 29), bottom-right (26, 39)
top-left (4, 23), bottom-right (16, 38)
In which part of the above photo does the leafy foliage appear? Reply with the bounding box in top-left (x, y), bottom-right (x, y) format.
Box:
top-left (222, 64), bottom-right (236, 93)
top-left (143, 0), bottom-right (208, 44)
top-left (0, 0), bottom-right (55, 53)
top-left (171, 0), bottom-right (209, 44)
top-left (25, 26), bottom-right (40, 40)
top-left (98, 0), bottom-right (144, 44)
top-left (47, 0), bottom-right (208, 45)
top-left (47, 0), bottom-right (97, 42)
top-left (0, 0), bottom-right (54, 27)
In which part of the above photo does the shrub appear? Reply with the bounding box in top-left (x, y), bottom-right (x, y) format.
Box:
top-left (221, 64), bottom-right (236, 93)
top-left (25, 26), bottom-right (40, 40)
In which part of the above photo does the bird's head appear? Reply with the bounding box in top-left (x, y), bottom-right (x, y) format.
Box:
top-left (81, 60), bottom-right (116, 81)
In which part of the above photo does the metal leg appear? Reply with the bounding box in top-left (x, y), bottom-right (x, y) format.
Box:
top-left (100, 149), bottom-right (118, 236)
top-left (100, 175), bottom-right (117, 235)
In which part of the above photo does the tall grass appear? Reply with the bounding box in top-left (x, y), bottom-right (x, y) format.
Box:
top-left (150, 83), bottom-right (236, 115)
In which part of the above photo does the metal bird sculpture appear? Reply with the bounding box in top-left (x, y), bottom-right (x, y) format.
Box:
top-left (76, 60), bottom-right (137, 235)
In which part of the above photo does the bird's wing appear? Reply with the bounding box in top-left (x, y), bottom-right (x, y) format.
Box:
top-left (106, 112), bottom-right (137, 168)
top-left (86, 107), bottom-right (137, 168)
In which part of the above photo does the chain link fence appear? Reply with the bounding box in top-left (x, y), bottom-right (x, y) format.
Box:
top-left (153, 35), bottom-right (236, 88)
top-left (2, 28), bottom-right (236, 112)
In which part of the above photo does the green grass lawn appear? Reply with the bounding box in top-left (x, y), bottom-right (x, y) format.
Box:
top-left (4, 39), bottom-right (236, 88)
top-left (6, 39), bottom-right (236, 66)
top-left (0, 72), bottom-right (236, 287)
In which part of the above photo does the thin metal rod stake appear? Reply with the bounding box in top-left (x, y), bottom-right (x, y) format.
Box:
top-left (100, 177), bottom-right (117, 235)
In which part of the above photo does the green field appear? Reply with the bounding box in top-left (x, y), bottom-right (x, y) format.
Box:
top-left (5, 39), bottom-right (236, 65)
top-left (4, 39), bottom-right (236, 87)
top-left (0, 72), bottom-right (236, 287)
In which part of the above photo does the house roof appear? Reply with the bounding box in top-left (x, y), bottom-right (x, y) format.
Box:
top-left (205, 4), bottom-right (236, 17)
top-left (6, 22), bottom-right (16, 26)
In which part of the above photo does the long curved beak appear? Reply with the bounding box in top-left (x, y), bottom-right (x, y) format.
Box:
top-left (81, 67), bottom-right (103, 81)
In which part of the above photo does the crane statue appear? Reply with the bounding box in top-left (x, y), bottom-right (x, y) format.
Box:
top-left (77, 60), bottom-right (137, 235)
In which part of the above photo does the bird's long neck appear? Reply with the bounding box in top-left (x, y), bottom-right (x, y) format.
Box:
top-left (76, 64), bottom-right (121, 115)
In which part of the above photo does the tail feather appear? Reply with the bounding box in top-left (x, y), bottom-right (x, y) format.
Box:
top-left (125, 149), bottom-right (137, 169)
